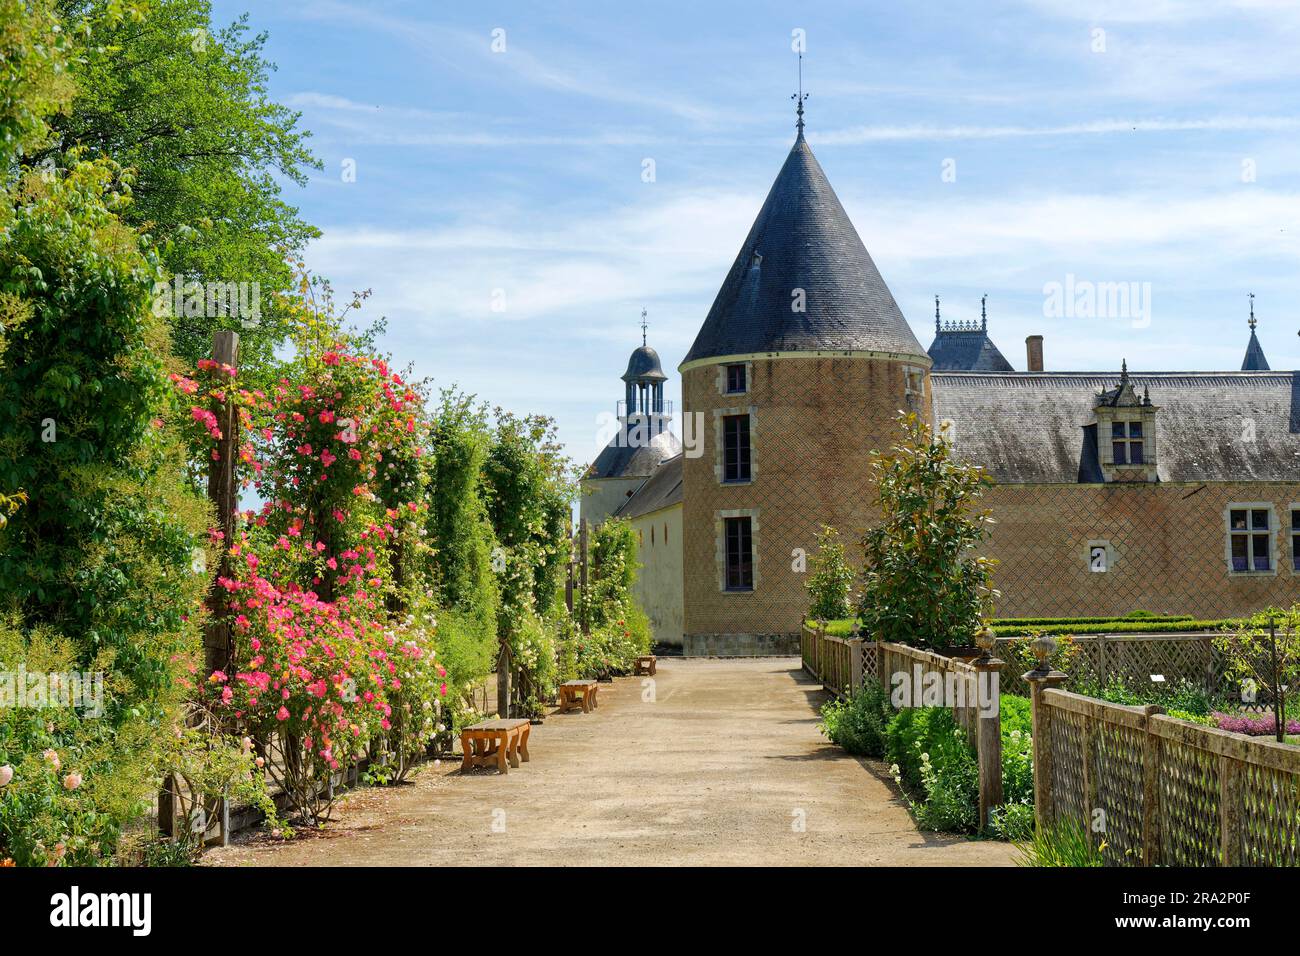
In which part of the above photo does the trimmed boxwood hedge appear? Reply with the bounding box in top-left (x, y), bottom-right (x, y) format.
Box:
top-left (819, 615), bottom-right (1242, 639)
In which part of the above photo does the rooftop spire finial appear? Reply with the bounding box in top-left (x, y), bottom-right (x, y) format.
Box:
top-left (981, 293), bottom-right (988, 331)
top-left (1120, 358), bottom-right (1129, 385)
top-left (935, 295), bottom-right (941, 333)
top-left (640, 308), bottom-right (648, 347)
top-left (792, 52), bottom-right (808, 136)
top-left (1248, 292), bottom-right (1257, 332)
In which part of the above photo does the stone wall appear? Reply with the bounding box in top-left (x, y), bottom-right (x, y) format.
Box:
top-left (627, 502), bottom-right (684, 647)
top-left (681, 353), bottom-right (927, 644)
top-left (981, 481), bottom-right (1300, 618)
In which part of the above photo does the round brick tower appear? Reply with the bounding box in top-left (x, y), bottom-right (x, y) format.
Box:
top-left (679, 125), bottom-right (932, 655)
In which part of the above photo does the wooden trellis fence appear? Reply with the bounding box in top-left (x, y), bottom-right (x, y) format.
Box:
top-left (996, 633), bottom-right (1225, 697)
top-left (1025, 674), bottom-right (1300, 866)
top-left (801, 623), bottom-right (1005, 829)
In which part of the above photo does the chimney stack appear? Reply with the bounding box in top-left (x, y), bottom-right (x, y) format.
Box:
top-left (1026, 335), bottom-right (1044, 372)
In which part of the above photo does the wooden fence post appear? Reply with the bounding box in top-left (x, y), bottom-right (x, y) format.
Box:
top-left (876, 640), bottom-right (888, 690)
top-left (1141, 704), bottom-right (1163, 866)
top-left (848, 637), bottom-right (864, 695)
top-left (974, 657), bottom-right (1005, 832)
top-left (1025, 665), bottom-right (1067, 830)
top-left (203, 330), bottom-right (240, 679)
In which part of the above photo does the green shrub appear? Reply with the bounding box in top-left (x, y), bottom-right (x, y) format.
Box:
top-left (1073, 676), bottom-right (1223, 715)
top-left (1015, 817), bottom-right (1104, 867)
top-left (990, 802), bottom-right (1035, 842)
top-left (806, 525), bottom-right (854, 621)
top-left (819, 680), bottom-right (892, 757)
top-left (993, 618), bottom-right (1241, 638)
top-left (858, 413), bottom-right (997, 651)
top-left (996, 695), bottom-right (1035, 841)
top-left (885, 707), bottom-right (979, 832)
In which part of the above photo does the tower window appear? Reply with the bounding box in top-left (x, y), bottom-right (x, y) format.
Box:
top-left (1291, 508), bottom-right (1300, 571)
top-left (1111, 421), bottom-right (1144, 465)
top-left (1228, 506), bottom-right (1273, 573)
top-left (725, 364), bottom-right (747, 394)
top-left (722, 414), bottom-right (751, 482)
top-left (724, 516), bottom-right (753, 591)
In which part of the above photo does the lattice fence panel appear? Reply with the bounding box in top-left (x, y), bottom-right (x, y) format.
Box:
top-left (1238, 762), bottom-right (1300, 866)
top-left (1093, 720), bottom-right (1146, 866)
top-left (1049, 708), bottom-right (1088, 826)
top-left (1158, 739), bottom-right (1221, 866)
top-left (997, 635), bottom-right (1228, 699)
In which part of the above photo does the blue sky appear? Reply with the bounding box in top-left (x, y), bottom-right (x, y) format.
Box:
top-left (211, 0), bottom-right (1300, 468)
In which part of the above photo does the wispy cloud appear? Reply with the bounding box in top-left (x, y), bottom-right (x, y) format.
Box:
top-left (815, 115), bottom-right (1300, 144)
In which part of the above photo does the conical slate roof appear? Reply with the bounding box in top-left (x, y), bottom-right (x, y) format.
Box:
top-left (682, 133), bottom-right (926, 366)
top-left (1242, 328), bottom-right (1270, 371)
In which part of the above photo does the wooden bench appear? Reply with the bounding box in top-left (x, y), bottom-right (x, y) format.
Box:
top-left (558, 679), bottom-right (599, 714)
top-left (460, 718), bottom-right (531, 774)
top-left (634, 655), bottom-right (657, 676)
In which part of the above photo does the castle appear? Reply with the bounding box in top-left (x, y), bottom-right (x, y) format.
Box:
top-left (583, 118), bottom-right (1300, 656)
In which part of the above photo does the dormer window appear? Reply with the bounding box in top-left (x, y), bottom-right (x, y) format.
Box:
top-left (1111, 421), bottom-right (1144, 465)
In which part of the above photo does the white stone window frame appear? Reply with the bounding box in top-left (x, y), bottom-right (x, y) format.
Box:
top-left (903, 364), bottom-right (926, 413)
top-left (1290, 503), bottom-right (1300, 575)
top-left (1224, 501), bottom-right (1278, 577)
top-left (1086, 539), bottom-right (1115, 573)
top-left (717, 361), bottom-right (752, 397)
top-left (715, 508), bottom-right (760, 594)
top-left (714, 404), bottom-right (757, 485)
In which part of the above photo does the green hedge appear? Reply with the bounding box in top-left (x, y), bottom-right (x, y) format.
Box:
top-left (821, 616), bottom-right (1242, 639)
top-left (992, 619), bottom-right (1241, 637)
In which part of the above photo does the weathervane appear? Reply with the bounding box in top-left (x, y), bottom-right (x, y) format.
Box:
top-left (792, 52), bottom-right (809, 135)
top-left (1248, 292), bottom-right (1257, 332)
top-left (640, 308), bottom-right (648, 347)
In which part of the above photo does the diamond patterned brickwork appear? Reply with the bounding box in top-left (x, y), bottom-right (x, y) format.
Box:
top-left (980, 482), bottom-right (1300, 619)
top-left (681, 355), bottom-right (923, 640)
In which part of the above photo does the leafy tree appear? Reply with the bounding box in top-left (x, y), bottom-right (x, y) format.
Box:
top-left (0, 157), bottom-right (211, 864)
top-left (858, 412), bottom-right (998, 649)
top-left (1215, 606), bottom-right (1300, 743)
top-left (483, 410), bottom-right (574, 622)
top-left (806, 524), bottom-right (854, 622)
top-left (426, 392), bottom-right (499, 689)
top-left (32, 0), bottom-right (321, 375)
top-left (0, 0), bottom-right (75, 165)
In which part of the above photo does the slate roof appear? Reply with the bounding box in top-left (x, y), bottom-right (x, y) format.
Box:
top-left (1242, 329), bottom-right (1270, 371)
top-left (681, 133), bottom-right (927, 366)
top-left (623, 345), bottom-right (668, 383)
top-left (615, 454), bottom-right (684, 520)
top-left (931, 371), bottom-right (1300, 484)
top-left (586, 427), bottom-right (681, 480)
top-left (927, 327), bottom-right (1014, 371)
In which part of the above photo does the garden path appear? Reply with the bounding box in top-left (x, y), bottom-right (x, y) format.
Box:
top-left (204, 658), bottom-right (1016, 866)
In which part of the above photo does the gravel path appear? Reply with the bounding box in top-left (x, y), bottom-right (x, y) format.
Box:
top-left (204, 657), bottom-right (1017, 867)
